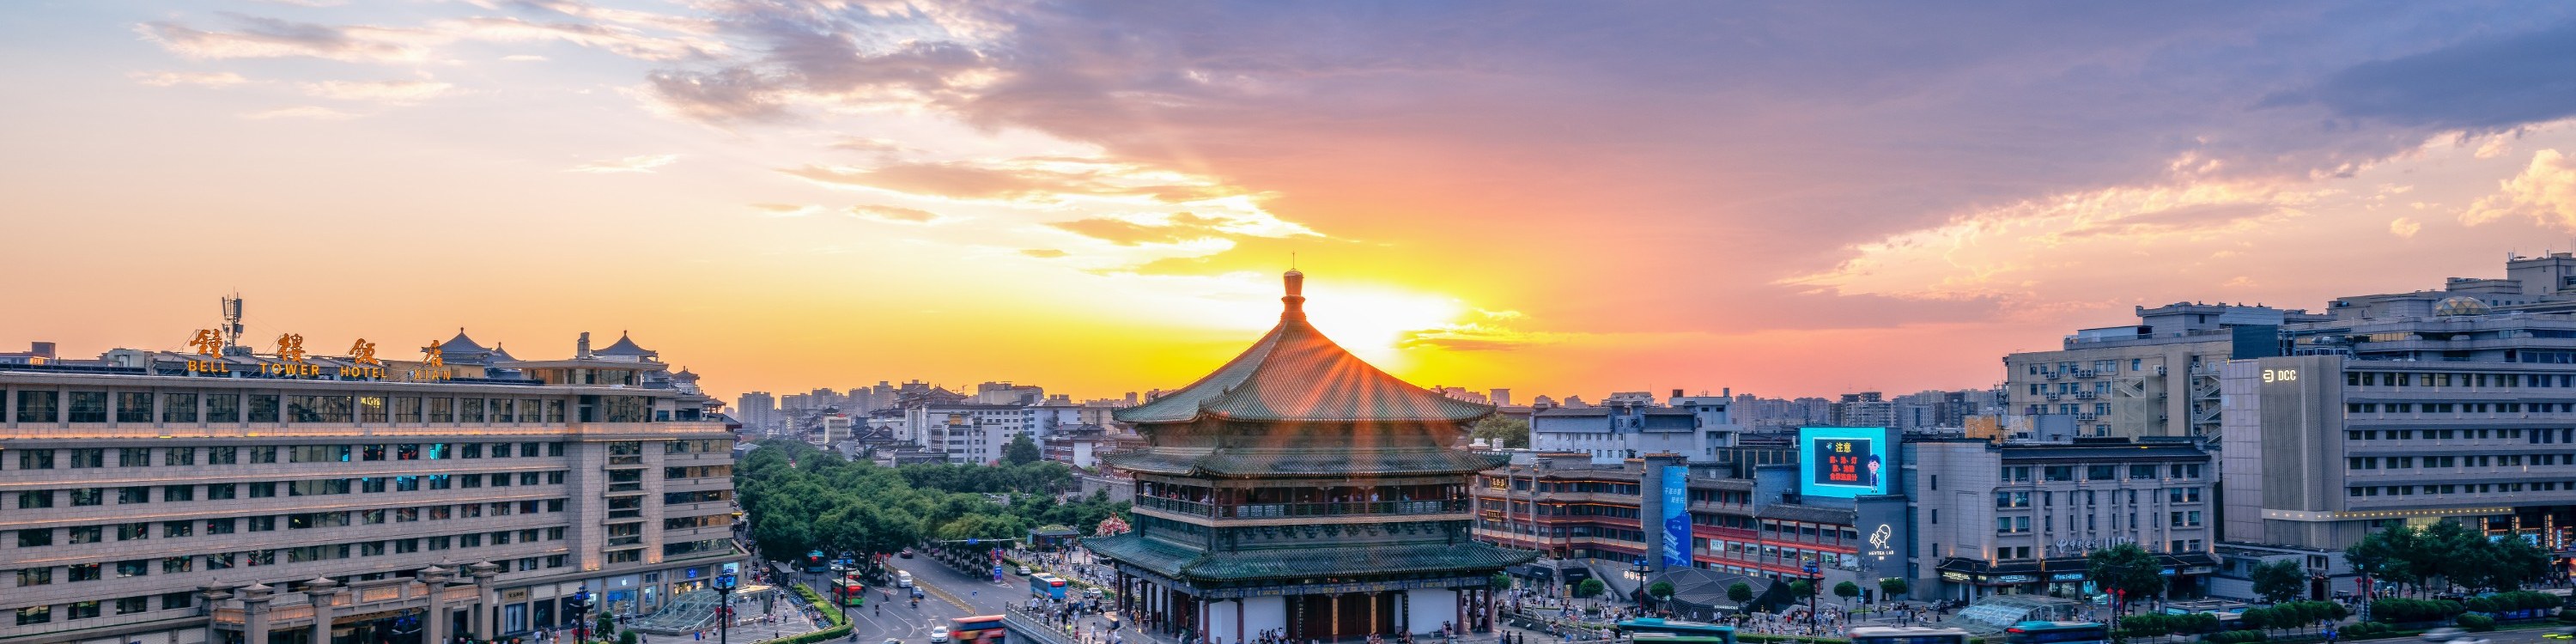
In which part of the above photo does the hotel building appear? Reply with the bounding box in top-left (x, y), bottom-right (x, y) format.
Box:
top-left (0, 330), bottom-right (741, 644)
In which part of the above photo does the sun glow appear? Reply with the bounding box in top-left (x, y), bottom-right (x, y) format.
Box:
top-left (1297, 283), bottom-right (1467, 367)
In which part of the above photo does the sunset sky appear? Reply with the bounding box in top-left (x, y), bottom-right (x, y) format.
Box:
top-left (7, 2), bottom-right (2576, 404)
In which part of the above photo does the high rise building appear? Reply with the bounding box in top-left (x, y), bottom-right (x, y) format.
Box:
top-left (2005, 303), bottom-right (2332, 439)
top-left (1829, 392), bottom-right (1893, 428)
top-left (736, 392), bottom-right (777, 434)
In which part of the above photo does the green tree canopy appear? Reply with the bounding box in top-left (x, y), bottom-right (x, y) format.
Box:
top-left (1728, 582), bottom-right (1754, 605)
top-left (2251, 560), bottom-right (2306, 605)
top-left (1471, 416), bottom-right (1531, 449)
top-left (734, 440), bottom-right (1129, 562)
top-left (1878, 578), bottom-right (1909, 599)
top-left (1576, 578), bottom-right (1606, 598)
top-left (1003, 433), bottom-right (1042, 465)
top-left (2087, 543), bottom-right (2166, 611)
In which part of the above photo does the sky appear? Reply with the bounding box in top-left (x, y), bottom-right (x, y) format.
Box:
top-left (8, 2), bottom-right (2576, 404)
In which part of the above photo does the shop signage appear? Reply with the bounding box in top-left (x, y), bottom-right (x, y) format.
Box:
top-left (2050, 573), bottom-right (2086, 581)
top-left (1941, 572), bottom-right (1971, 581)
top-left (503, 589), bottom-right (530, 602)
top-left (1993, 574), bottom-right (2036, 584)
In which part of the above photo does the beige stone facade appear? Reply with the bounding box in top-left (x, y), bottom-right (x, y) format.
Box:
top-left (0, 370), bottom-right (741, 644)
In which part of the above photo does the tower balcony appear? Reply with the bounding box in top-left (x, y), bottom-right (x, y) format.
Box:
top-left (1133, 495), bottom-right (1470, 520)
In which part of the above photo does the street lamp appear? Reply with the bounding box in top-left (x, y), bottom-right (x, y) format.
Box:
top-left (1631, 559), bottom-right (1651, 611)
top-left (569, 584), bottom-right (593, 644)
top-left (714, 574), bottom-right (738, 644)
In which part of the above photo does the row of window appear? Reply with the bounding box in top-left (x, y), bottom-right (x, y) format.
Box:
top-left (12, 592), bottom-right (195, 625)
top-left (1993, 487), bottom-right (2203, 507)
top-left (2346, 403), bottom-right (2576, 414)
top-left (15, 528), bottom-right (573, 590)
top-left (9, 551), bottom-right (576, 626)
top-left (10, 443), bottom-right (566, 471)
top-left (1992, 510), bottom-right (2202, 533)
top-left (7, 391), bottom-right (570, 424)
top-left (11, 498), bottom-right (571, 548)
top-left (10, 471), bottom-right (571, 511)
top-left (2348, 482), bottom-right (2570, 496)
top-left (2345, 454), bottom-right (2574, 470)
top-left (2346, 372), bottom-right (2576, 388)
top-left (2342, 428), bottom-right (2560, 441)
top-left (1996, 463), bottom-right (2205, 483)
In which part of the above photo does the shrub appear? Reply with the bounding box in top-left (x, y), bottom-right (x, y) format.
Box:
top-left (619, 632), bottom-right (640, 644)
top-left (2203, 629), bottom-right (2267, 644)
top-left (2369, 598), bottom-right (2466, 623)
top-left (2456, 614), bottom-right (2494, 632)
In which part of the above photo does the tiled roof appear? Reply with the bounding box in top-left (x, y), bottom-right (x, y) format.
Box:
top-left (596, 332), bottom-right (659, 357)
top-left (1115, 271), bottom-right (1492, 425)
top-left (1086, 533), bottom-right (1537, 581)
top-left (1105, 447), bottom-right (1504, 477)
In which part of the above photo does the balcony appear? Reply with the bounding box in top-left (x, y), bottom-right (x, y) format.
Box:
top-left (1221, 499), bottom-right (1469, 519)
top-left (1134, 495), bottom-right (1469, 519)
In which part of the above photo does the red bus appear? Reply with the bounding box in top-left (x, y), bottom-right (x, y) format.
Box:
top-left (841, 578), bottom-right (866, 606)
top-left (950, 616), bottom-right (1005, 644)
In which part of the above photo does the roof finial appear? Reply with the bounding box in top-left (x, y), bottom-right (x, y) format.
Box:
top-left (1281, 268), bottom-right (1306, 320)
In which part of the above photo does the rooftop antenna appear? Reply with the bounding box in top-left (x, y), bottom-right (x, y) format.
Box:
top-left (220, 291), bottom-right (245, 349)
top-left (1291, 252), bottom-right (1297, 270)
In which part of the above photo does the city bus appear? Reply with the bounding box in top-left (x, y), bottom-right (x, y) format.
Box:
top-left (1616, 617), bottom-right (1735, 644)
top-left (1030, 573), bottom-right (1068, 600)
top-left (841, 577), bottom-right (867, 607)
top-left (1850, 627), bottom-right (1973, 644)
top-left (2003, 622), bottom-right (2109, 644)
top-left (805, 550), bottom-right (829, 574)
top-left (950, 616), bottom-right (1007, 644)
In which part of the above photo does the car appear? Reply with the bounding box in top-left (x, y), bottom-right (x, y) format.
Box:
top-left (1084, 587), bottom-right (1103, 598)
top-left (929, 627), bottom-right (951, 642)
top-left (899, 550), bottom-right (914, 559)
top-left (2450, 638), bottom-right (2488, 644)
top-left (2421, 629), bottom-right (2466, 642)
top-left (884, 639), bottom-right (902, 644)
top-left (1017, 566), bottom-right (1032, 575)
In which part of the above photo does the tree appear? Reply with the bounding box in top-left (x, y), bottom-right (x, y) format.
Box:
top-left (2089, 543), bottom-right (2167, 635)
top-left (1649, 581), bottom-right (1676, 613)
top-left (1789, 580), bottom-right (1814, 602)
top-left (1833, 580), bottom-right (1861, 610)
top-left (1002, 433), bottom-right (1042, 465)
top-left (2251, 560), bottom-right (2307, 605)
top-left (1577, 578), bottom-right (1607, 598)
top-left (1728, 582), bottom-right (1754, 608)
top-left (1471, 416), bottom-right (1531, 449)
top-left (1878, 577), bottom-right (1910, 601)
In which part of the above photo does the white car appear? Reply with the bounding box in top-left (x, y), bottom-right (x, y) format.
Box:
top-left (2450, 638), bottom-right (2488, 644)
top-left (2421, 629), bottom-right (2466, 642)
top-left (929, 627), bottom-right (951, 642)
top-left (1017, 566), bottom-right (1032, 575)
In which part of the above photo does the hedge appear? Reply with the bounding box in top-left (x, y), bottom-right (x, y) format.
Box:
top-left (2203, 629), bottom-right (2267, 644)
top-left (761, 585), bottom-right (855, 644)
top-left (2454, 615), bottom-right (2494, 632)
top-left (2368, 598), bottom-right (2466, 623)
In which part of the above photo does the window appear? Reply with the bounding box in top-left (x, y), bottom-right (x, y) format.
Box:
top-left (15, 391), bottom-right (58, 422)
top-left (250, 446), bottom-right (276, 464)
top-left (291, 445), bottom-right (350, 463)
top-left (68, 489), bottom-right (100, 506)
top-left (16, 490), bottom-right (52, 509)
top-left (207, 519), bottom-right (236, 534)
top-left (207, 394), bottom-right (240, 422)
top-left (67, 392), bottom-right (106, 422)
top-left (66, 448), bottom-right (100, 468)
top-left (15, 528), bottom-right (51, 547)
top-left (163, 485), bottom-right (193, 501)
top-left (67, 526), bottom-right (100, 544)
top-left (118, 487), bottom-right (149, 504)
top-left (162, 393), bottom-right (197, 423)
top-left (247, 482), bottom-right (276, 498)
top-left (68, 563), bottom-right (99, 581)
top-left (285, 395), bottom-right (353, 422)
top-left (2129, 465), bottom-right (2159, 479)
top-left (2044, 465), bottom-right (2074, 482)
top-left (116, 523), bottom-right (149, 541)
top-left (161, 556), bottom-right (191, 574)
top-left (358, 396), bottom-right (387, 423)
top-left (2087, 465), bottom-right (2117, 480)
top-left (118, 447), bottom-right (151, 467)
top-left (208, 446), bottom-right (237, 465)
top-left (15, 568), bottom-right (49, 586)
top-left (14, 449), bottom-right (52, 471)
top-left (163, 520), bottom-right (192, 538)
top-left (116, 392), bottom-right (153, 422)
top-left (115, 560), bottom-right (148, 578)
top-left (207, 483), bottom-right (236, 500)
top-left (17, 605), bottom-right (50, 625)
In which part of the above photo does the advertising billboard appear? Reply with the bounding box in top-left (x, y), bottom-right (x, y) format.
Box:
top-left (1799, 427), bottom-right (1891, 499)
top-left (1660, 465), bottom-right (1690, 568)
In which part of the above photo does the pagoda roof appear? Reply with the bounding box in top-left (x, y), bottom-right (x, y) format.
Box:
top-left (1115, 270), bottom-right (1493, 425)
top-left (1103, 447), bottom-right (1504, 477)
top-left (441, 329), bottom-right (489, 355)
top-left (1085, 533), bottom-right (1535, 581)
top-left (596, 331), bottom-right (659, 358)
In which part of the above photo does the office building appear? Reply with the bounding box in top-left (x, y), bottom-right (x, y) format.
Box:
top-left (2005, 303), bottom-right (2332, 439)
top-left (1907, 438), bottom-right (2216, 601)
top-left (0, 329), bottom-right (741, 644)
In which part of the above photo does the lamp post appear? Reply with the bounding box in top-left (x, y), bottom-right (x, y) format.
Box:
top-left (1631, 559), bottom-right (1650, 611)
top-left (569, 584), bottom-right (593, 644)
top-left (714, 574), bottom-right (738, 644)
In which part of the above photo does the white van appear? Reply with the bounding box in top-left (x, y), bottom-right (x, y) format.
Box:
top-left (897, 570), bottom-right (914, 588)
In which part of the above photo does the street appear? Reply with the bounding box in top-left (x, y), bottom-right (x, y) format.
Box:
top-left (803, 554), bottom-right (1092, 644)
